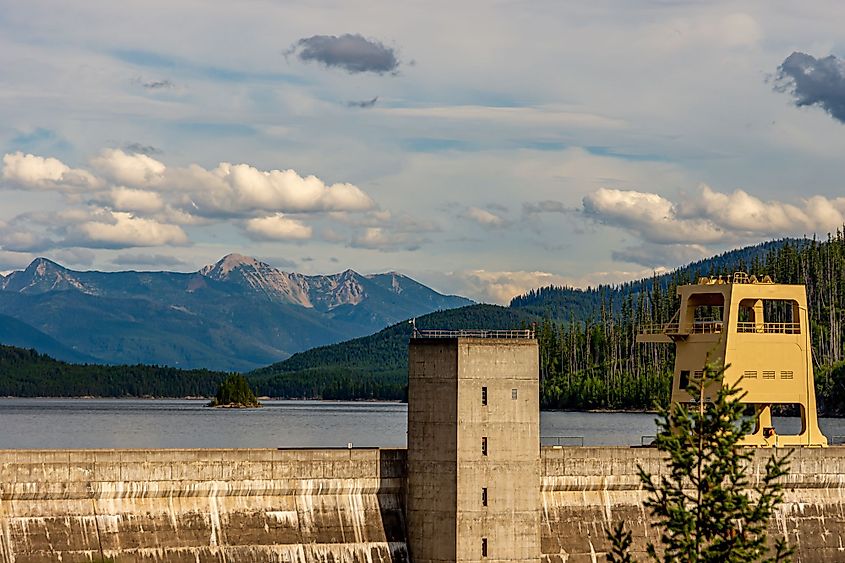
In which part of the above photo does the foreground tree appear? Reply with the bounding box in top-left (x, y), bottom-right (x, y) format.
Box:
top-left (607, 364), bottom-right (793, 562)
top-left (208, 374), bottom-right (261, 408)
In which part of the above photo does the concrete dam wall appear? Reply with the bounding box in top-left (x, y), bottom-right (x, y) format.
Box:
top-left (5, 446), bottom-right (845, 562)
top-left (541, 446), bottom-right (845, 563)
top-left (0, 448), bottom-right (407, 563)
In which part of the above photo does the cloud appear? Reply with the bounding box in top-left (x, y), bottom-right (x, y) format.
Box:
top-left (2, 152), bottom-right (99, 190)
top-left (775, 52), bottom-right (845, 123)
top-left (0, 225), bottom-right (54, 253)
top-left (108, 187), bottom-right (165, 213)
top-left (288, 34), bottom-right (400, 74)
top-left (582, 187), bottom-right (725, 244)
top-left (522, 200), bottom-right (572, 215)
top-left (380, 106), bottom-right (626, 129)
top-left (347, 97), bottom-right (379, 108)
top-left (244, 214), bottom-right (313, 240)
top-left (52, 248), bottom-right (96, 267)
top-left (582, 185), bottom-right (845, 246)
top-left (171, 162), bottom-right (376, 217)
top-left (0, 149), bottom-right (380, 252)
top-left (112, 253), bottom-right (187, 267)
top-left (69, 211), bottom-right (189, 249)
top-left (123, 143), bottom-right (163, 156)
top-left (612, 243), bottom-right (709, 269)
top-left (0, 250), bottom-right (34, 271)
top-left (91, 149), bottom-right (166, 187)
top-left (142, 79), bottom-right (175, 90)
top-left (351, 227), bottom-right (419, 251)
top-left (465, 207), bottom-right (506, 228)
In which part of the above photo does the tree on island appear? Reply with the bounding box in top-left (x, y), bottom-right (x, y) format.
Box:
top-left (606, 364), bottom-right (793, 563)
top-left (208, 374), bottom-right (261, 408)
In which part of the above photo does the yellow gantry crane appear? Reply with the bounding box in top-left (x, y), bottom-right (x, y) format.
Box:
top-left (637, 272), bottom-right (827, 447)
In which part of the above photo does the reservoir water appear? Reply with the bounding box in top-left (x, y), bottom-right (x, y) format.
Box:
top-left (1, 398), bottom-right (844, 449)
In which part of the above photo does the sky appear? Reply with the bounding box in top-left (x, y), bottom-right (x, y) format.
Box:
top-left (3, 1), bottom-right (845, 303)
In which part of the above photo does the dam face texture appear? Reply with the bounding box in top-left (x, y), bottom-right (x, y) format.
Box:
top-left (3, 336), bottom-right (845, 562)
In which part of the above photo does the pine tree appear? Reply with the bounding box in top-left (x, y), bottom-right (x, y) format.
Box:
top-left (606, 364), bottom-right (793, 562)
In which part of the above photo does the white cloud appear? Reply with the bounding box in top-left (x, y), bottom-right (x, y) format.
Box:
top-left (71, 211), bottom-right (189, 248)
top-left (676, 185), bottom-right (845, 234)
top-left (91, 149), bottom-right (166, 187)
top-left (244, 213), bottom-right (313, 240)
top-left (583, 187), bottom-right (725, 244)
top-left (584, 185), bottom-right (845, 247)
top-left (109, 187), bottom-right (165, 213)
top-left (2, 152), bottom-right (99, 190)
top-left (169, 162), bottom-right (375, 217)
top-left (465, 207), bottom-right (506, 227)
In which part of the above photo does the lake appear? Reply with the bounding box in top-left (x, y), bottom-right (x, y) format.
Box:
top-left (1, 398), bottom-right (844, 449)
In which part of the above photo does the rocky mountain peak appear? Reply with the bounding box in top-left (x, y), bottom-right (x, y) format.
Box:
top-left (4, 258), bottom-right (94, 295)
top-left (200, 253), bottom-right (269, 279)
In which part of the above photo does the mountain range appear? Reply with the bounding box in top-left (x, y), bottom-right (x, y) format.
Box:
top-left (0, 254), bottom-right (472, 371)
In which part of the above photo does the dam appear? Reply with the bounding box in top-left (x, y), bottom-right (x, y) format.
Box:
top-left (2, 333), bottom-right (845, 561)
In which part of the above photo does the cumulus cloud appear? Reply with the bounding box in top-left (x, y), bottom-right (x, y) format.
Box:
top-left (582, 185), bottom-right (845, 246)
top-left (91, 149), bottom-right (166, 187)
top-left (69, 211), bottom-right (189, 249)
top-left (288, 34), bottom-right (400, 74)
top-left (347, 97), bottom-right (379, 108)
top-left (465, 207), bottom-right (506, 228)
top-left (0, 149), bottom-right (380, 252)
top-left (775, 52), bottom-right (845, 123)
top-left (2, 152), bottom-right (99, 190)
top-left (244, 214), bottom-right (313, 241)
top-left (109, 187), bottom-right (165, 213)
top-left (171, 162), bottom-right (375, 217)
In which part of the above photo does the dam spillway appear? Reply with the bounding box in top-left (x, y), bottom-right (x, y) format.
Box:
top-left (2, 446), bottom-right (845, 562)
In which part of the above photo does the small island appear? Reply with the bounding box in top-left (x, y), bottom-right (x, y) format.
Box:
top-left (207, 374), bottom-right (262, 408)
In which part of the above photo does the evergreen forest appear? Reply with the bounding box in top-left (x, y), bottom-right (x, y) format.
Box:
top-left (5, 235), bottom-right (845, 416)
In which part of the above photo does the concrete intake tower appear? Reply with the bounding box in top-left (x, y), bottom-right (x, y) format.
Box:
top-left (407, 331), bottom-right (540, 562)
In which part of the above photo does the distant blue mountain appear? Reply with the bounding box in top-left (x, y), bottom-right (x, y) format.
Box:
top-left (0, 313), bottom-right (98, 364)
top-left (0, 254), bottom-right (473, 371)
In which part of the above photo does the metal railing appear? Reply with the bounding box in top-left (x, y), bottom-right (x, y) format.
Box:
top-left (412, 329), bottom-right (535, 339)
top-left (638, 321), bottom-right (722, 335)
top-left (541, 436), bottom-right (584, 447)
top-left (736, 322), bottom-right (800, 334)
top-left (639, 322), bottom-right (680, 334)
top-left (690, 321), bottom-right (723, 334)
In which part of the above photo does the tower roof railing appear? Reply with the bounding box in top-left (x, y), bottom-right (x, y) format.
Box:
top-left (411, 329), bottom-right (536, 339)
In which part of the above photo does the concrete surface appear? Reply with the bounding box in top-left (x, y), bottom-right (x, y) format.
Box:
top-left (407, 337), bottom-right (540, 563)
top-left (0, 448), bottom-right (407, 563)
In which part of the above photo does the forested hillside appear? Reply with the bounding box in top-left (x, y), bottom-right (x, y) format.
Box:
top-left (5, 235), bottom-right (845, 415)
top-left (0, 345), bottom-right (228, 397)
top-left (529, 236), bottom-right (845, 414)
top-left (248, 304), bottom-right (537, 400)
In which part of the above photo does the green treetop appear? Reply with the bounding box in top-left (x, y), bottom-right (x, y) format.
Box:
top-left (208, 374), bottom-right (261, 408)
top-left (607, 364), bottom-right (792, 563)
